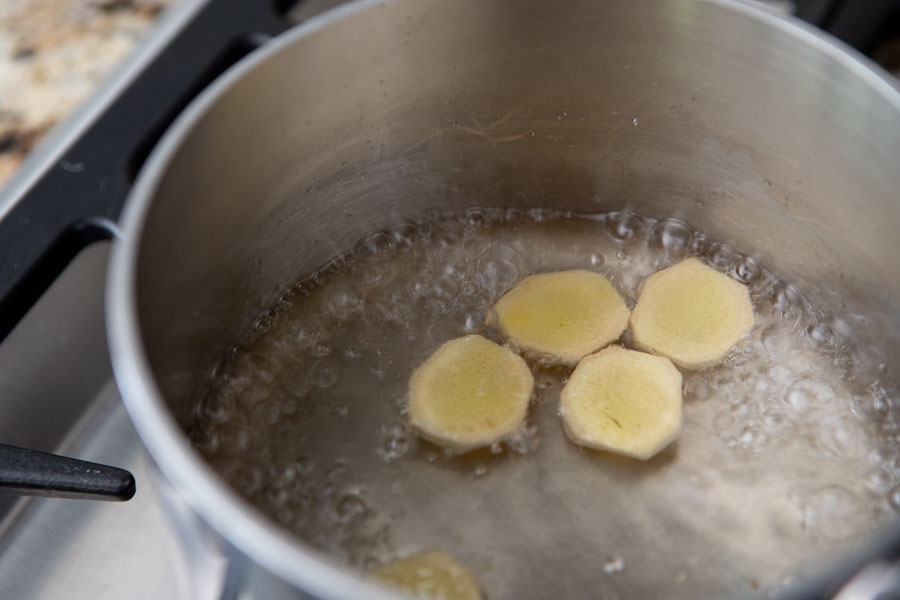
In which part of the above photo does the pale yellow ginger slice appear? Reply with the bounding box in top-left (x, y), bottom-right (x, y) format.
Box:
top-left (369, 550), bottom-right (482, 600)
top-left (493, 270), bottom-right (630, 364)
top-left (630, 258), bottom-right (754, 369)
top-left (560, 346), bottom-right (682, 460)
top-left (408, 335), bottom-right (533, 453)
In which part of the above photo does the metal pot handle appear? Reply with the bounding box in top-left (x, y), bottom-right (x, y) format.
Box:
top-left (0, 443), bottom-right (135, 501)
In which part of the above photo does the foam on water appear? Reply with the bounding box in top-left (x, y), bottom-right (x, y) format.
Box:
top-left (190, 209), bottom-right (899, 599)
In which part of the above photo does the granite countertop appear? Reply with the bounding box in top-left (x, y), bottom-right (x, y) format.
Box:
top-left (0, 0), bottom-right (176, 186)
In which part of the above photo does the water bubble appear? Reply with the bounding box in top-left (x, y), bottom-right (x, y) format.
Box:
top-left (738, 426), bottom-right (767, 450)
top-left (499, 207), bottom-right (521, 222)
top-left (358, 260), bottom-right (393, 288)
top-left (536, 374), bottom-right (555, 390)
top-left (336, 493), bottom-right (368, 522)
top-left (376, 289), bottom-right (414, 327)
top-left (432, 222), bottom-right (463, 249)
top-left (870, 384), bottom-right (892, 414)
top-left (820, 419), bottom-right (868, 461)
top-left (257, 399), bottom-right (284, 425)
top-left (685, 377), bottom-right (712, 402)
top-left (606, 211), bottom-right (642, 241)
top-left (231, 427), bottom-right (250, 452)
top-left (343, 344), bottom-right (362, 359)
top-left (865, 467), bottom-right (894, 493)
top-left (263, 485), bottom-right (290, 509)
top-left (536, 355), bottom-right (560, 370)
top-left (490, 442), bottom-right (503, 454)
top-left (310, 358), bottom-right (340, 389)
top-left (409, 275), bottom-right (431, 298)
top-left (689, 232), bottom-right (710, 254)
top-left (647, 218), bottom-right (691, 255)
top-left (795, 485), bottom-right (866, 541)
top-left (294, 325), bottom-right (333, 357)
top-left (326, 462), bottom-right (348, 483)
top-left (807, 323), bottom-right (835, 349)
top-left (377, 420), bottom-right (412, 462)
top-left (440, 260), bottom-right (467, 281)
top-left (251, 313), bottom-right (273, 335)
top-left (236, 385), bottom-right (269, 410)
top-left (763, 411), bottom-right (786, 431)
top-left (363, 231), bottom-right (393, 257)
top-left (590, 253), bottom-right (604, 266)
top-left (201, 393), bottom-right (235, 425)
top-left (459, 280), bottom-right (479, 297)
top-left (783, 379), bottom-right (834, 413)
top-left (236, 466), bottom-right (263, 495)
top-left (507, 422), bottom-right (539, 454)
top-left (450, 305), bottom-right (491, 335)
top-left (760, 325), bottom-right (787, 358)
top-left (706, 244), bottom-right (735, 269)
top-left (294, 456), bottom-right (315, 475)
top-left (526, 207), bottom-right (553, 222)
top-left (282, 371), bottom-right (312, 400)
top-left (464, 208), bottom-right (487, 229)
top-left (429, 276), bottom-right (458, 303)
top-left (889, 485), bottom-right (900, 511)
top-left (604, 556), bottom-right (625, 573)
top-left (733, 257), bottom-right (761, 283)
top-left (389, 221), bottom-right (418, 248)
top-left (713, 407), bottom-right (739, 434)
top-left (770, 282), bottom-right (803, 317)
top-left (327, 403), bottom-right (349, 418)
top-left (322, 281), bottom-right (363, 318)
top-left (234, 351), bottom-right (275, 385)
top-left (477, 256), bottom-right (520, 292)
top-left (616, 248), bottom-right (628, 261)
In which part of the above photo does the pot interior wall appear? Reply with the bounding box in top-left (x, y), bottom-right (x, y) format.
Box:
top-left (134, 0), bottom-right (900, 489)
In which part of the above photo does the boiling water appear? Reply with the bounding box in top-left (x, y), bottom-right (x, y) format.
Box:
top-left (191, 210), bottom-right (899, 599)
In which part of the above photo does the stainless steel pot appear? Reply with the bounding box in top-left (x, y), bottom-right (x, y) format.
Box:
top-left (107, 0), bottom-right (900, 598)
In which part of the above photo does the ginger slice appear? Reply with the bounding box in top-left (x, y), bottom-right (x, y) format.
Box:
top-left (408, 335), bottom-right (533, 453)
top-left (560, 346), bottom-right (682, 460)
top-left (494, 270), bottom-right (629, 364)
top-left (630, 258), bottom-right (754, 369)
top-left (369, 550), bottom-right (482, 600)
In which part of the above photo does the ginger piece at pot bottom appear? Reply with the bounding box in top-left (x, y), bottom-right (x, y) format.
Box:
top-left (408, 335), bottom-right (533, 453)
top-left (369, 550), bottom-right (482, 600)
top-left (560, 346), bottom-right (682, 461)
top-left (630, 258), bottom-right (754, 369)
top-left (493, 270), bottom-right (630, 364)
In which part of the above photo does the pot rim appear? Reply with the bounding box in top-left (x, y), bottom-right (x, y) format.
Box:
top-left (106, 1), bottom-right (900, 598)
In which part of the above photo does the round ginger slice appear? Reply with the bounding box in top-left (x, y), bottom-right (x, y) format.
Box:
top-left (630, 258), bottom-right (754, 369)
top-left (560, 346), bottom-right (682, 460)
top-left (408, 335), bottom-right (533, 453)
top-left (493, 270), bottom-right (630, 364)
top-left (369, 550), bottom-right (482, 600)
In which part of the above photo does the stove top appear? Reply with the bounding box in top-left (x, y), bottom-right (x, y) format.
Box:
top-left (0, 1), bottom-right (897, 599)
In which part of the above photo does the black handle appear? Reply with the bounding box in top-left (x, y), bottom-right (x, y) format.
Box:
top-left (0, 444), bottom-right (135, 501)
top-left (0, 0), bottom-right (295, 342)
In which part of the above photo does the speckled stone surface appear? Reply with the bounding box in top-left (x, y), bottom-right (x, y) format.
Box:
top-left (0, 0), bottom-right (175, 186)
